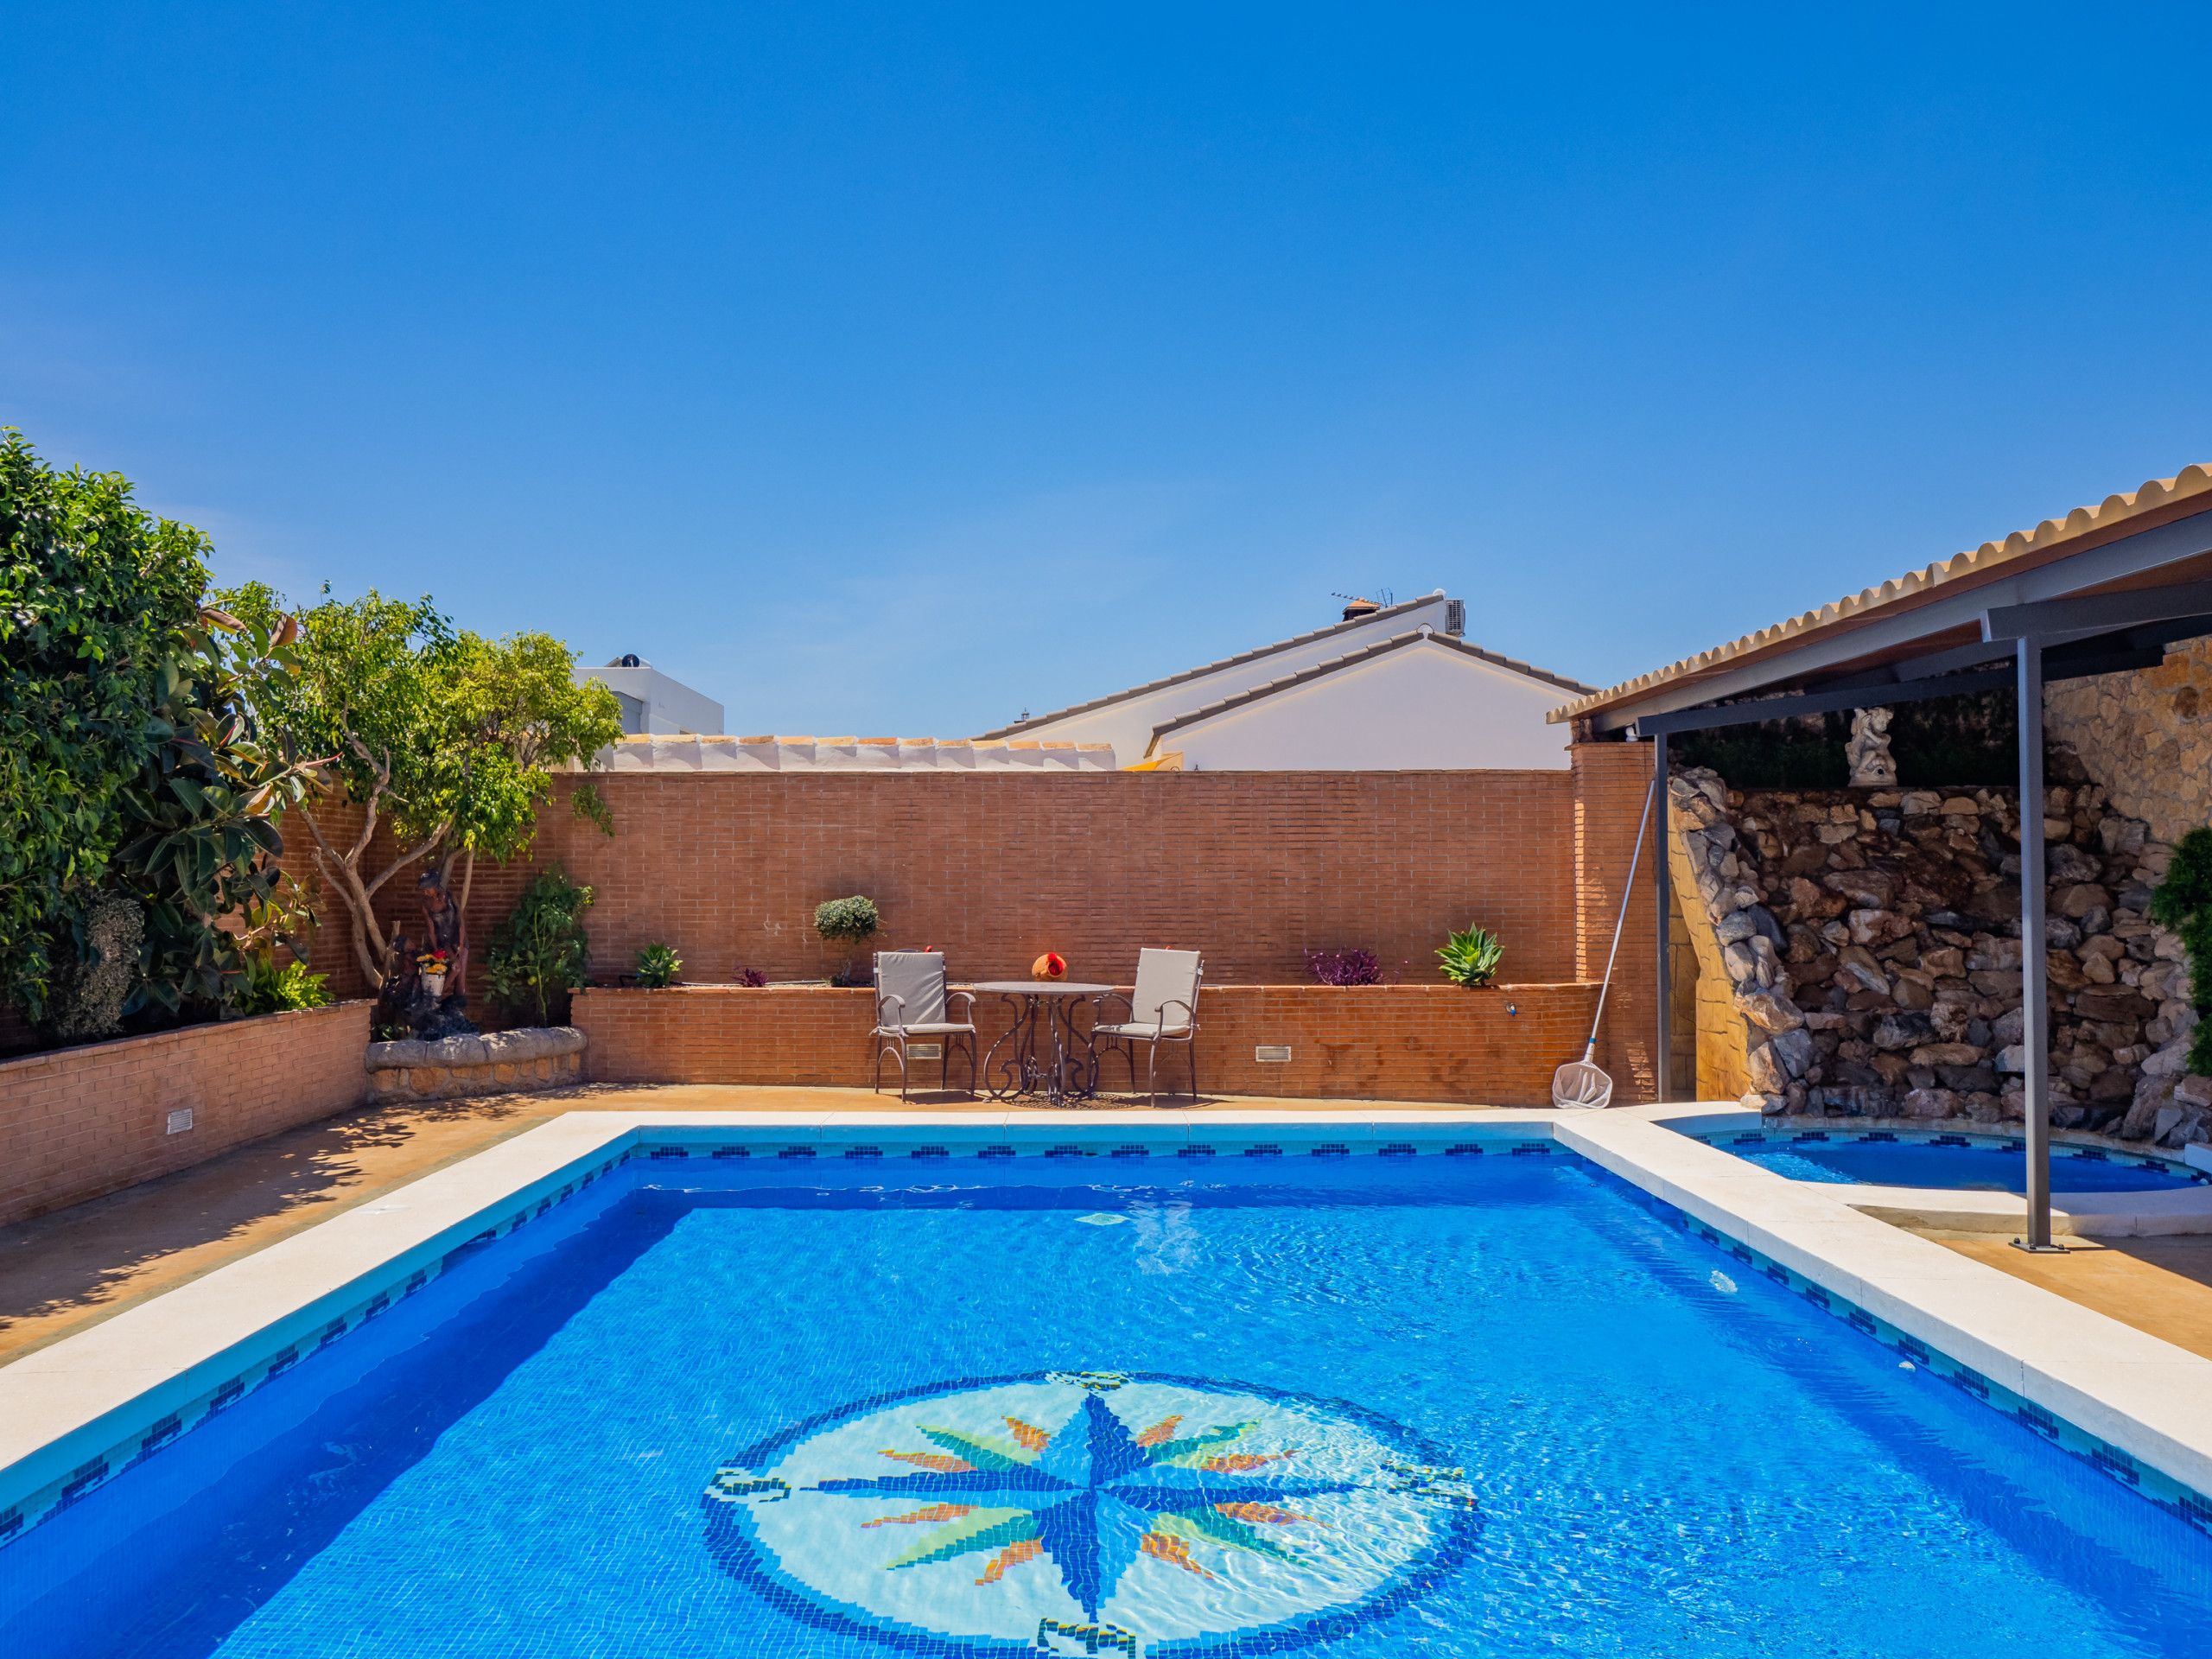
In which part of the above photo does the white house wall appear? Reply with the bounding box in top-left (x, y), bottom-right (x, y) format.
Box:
top-left (1014, 594), bottom-right (1459, 756)
top-left (1166, 639), bottom-right (1573, 770)
top-left (576, 666), bottom-right (726, 735)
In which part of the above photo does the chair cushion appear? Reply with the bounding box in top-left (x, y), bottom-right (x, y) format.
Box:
top-left (874, 951), bottom-right (949, 1026)
top-left (874, 1021), bottom-right (975, 1036)
top-left (1128, 949), bottom-right (1202, 1027)
top-left (1095, 1021), bottom-right (1191, 1039)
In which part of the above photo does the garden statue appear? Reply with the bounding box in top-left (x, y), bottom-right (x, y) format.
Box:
top-left (1847, 706), bottom-right (1897, 788)
top-left (406, 868), bottom-right (480, 1039)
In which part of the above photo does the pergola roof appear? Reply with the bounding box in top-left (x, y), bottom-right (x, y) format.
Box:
top-left (1551, 464), bottom-right (2212, 733)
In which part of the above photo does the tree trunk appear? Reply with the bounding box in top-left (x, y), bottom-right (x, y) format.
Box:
top-left (299, 794), bottom-right (450, 992)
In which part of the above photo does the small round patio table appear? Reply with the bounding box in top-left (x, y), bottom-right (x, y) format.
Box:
top-left (971, 982), bottom-right (1116, 1105)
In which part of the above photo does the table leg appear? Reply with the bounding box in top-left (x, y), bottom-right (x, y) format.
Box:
top-left (982, 994), bottom-right (1037, 1102)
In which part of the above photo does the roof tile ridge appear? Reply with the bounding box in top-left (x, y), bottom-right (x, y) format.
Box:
top-left (1546, 462), bottom-right (2212, 722)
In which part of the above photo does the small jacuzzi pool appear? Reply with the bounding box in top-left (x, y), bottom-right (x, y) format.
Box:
top-left (1696, 1130), bottom-right (2210, 1194)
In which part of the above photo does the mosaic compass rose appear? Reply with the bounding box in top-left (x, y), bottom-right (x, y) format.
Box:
top-left (702, 1370), bottom-right (1478, 1656)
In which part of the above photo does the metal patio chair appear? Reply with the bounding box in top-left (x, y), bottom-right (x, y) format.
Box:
top-left (871, 950), bottom-right (977, 1100)
top-left (1092, 949), bottom-right (1204, 1106)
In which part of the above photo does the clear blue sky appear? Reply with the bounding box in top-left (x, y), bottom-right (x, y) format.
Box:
top-left (7, 3), bottom-right (2211, 738)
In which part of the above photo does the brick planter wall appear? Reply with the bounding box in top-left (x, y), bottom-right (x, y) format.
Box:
top-left (0, 1001), bottom-right (372, 1227)
top-left (573, 982), bottom-right (1600, 1106)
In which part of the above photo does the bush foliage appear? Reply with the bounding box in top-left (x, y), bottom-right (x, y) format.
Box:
top-left (1, 430), bottom-right (208, 1015)
top-left (2149, 827), bottom-right (2212, 1078)
top-left (485, 867), bottom-right (596, 1027)
top-left (1673, 687), bottom-right (2023, 790)
top-left (3, 431), bottom-right (324, 1027)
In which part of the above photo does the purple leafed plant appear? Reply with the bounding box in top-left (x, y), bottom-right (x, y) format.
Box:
top-left (737, 967), bottom-right (769, 988)
top-left (1306, 948), bottom-right (1384, 987)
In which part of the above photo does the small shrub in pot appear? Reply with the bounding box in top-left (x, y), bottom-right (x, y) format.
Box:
top-left (813, 894), bottom-right (880, 985)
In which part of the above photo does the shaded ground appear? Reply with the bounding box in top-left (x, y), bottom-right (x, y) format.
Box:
top-left (0, 1083), bottom-right (1454, 1365)
top-left (1913, 1229), bottom-right (2212, 1361)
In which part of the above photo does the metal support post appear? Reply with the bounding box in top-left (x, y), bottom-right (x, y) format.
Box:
top-left (2013, 634), bottom-right (2063, 1253)
top-left (1654, 734), bottom-right (1670, 1103)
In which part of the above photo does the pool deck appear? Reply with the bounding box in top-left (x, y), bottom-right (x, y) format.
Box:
top-left (0, 1083), bottom-right (1461, 1367)
top-left (1915, 1230), bottom-right (2212, 1363)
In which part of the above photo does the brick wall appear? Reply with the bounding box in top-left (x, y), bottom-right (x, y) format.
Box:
top-left (272, 748), bottom-right (1660, 1102)
top-left (1572, 744), bottom-right (1660, 1100)
top-left (0, 1001), bottom-right (372, 1227)
top-left (323, 768), bottom-right (1586, 993)
top-left (575, 982), bottom-right (1601, 1107)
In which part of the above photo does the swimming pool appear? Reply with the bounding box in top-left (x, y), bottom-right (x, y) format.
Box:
top-left (3, 1147), bottom-right (2208, 1657)
top-left (1698, 1129), bottom-right (2210, 1194)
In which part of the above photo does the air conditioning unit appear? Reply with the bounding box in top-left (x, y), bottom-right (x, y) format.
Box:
top-left (1443, 599), bottom-right (1465, 637)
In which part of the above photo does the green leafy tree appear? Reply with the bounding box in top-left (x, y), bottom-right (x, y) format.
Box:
top-left (2150, 828), bottom-right (2212, 1077)
top-left (484, 867), bottom-right (595, 1026)
top-left (111, 605), bottom-right (332, 1012)
top-left (220, 585), bottom-right (624, 992)
top-left (1, 430), bottom-right (208, 1015)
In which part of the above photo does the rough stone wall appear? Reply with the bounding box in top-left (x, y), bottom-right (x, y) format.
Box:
top-left (2045, 632), bottom-right (2212, 845)
top-left (1666, 768), bottom-right (2210, 1150)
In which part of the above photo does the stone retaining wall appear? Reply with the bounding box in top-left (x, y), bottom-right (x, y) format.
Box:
top-left (0, 1001), bottom-right (372, 1227)
top-left (2046, 632), bottom-right (2212, 844)
top-left (573, 982), bottom-right (1601, 1106)
top-left (1669, 767), bottom-right (2209, 1150)
top-left (365, 1027), bottom-right (588, 1103)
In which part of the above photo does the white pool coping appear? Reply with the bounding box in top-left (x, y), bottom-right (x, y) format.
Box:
top-left (3, 1103), bottom-right (2209, 1548)
top-left (1812, 1181), bottom-right (2212, 1236)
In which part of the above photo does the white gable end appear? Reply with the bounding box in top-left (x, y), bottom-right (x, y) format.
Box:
top-left (1157, 637), bottom-right (1573, 771)
top-left (1005, 594), bottom-right (1459, 758)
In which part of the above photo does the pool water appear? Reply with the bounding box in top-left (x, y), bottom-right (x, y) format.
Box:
top-left (1720, 1139), bottom-right (2208, 1193)
top-left (3, 1155), bottom-right (2209, 1658)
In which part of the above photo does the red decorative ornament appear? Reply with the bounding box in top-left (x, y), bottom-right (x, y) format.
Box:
top-left (1032, 952), bottom-right (1067, 981)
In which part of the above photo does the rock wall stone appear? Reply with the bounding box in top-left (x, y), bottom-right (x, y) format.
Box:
top-left (2045, 632), bottom-right (2212, 845)
top-left (365, 1026), bottom-right (588, 1103)
top-left (1667, 768), bottom-right (2210, 1150)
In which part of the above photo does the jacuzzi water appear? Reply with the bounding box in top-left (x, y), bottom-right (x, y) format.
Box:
top-left (3, 1154), bottom-right (2208, 1658)
top-left (1713, 1135), bottom-right (2209, 1194)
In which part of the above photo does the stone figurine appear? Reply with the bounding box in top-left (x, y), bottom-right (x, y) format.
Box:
top-left (407, 868), bottom-right (480, 1039)
top-left (1847, 706), bottom-right (1897, 788)
top-left (416, 866), bottom-right (471, 1001)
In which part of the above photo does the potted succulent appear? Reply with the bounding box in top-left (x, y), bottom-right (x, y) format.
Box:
top-left (634, 942), bottom-right (682, 988)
